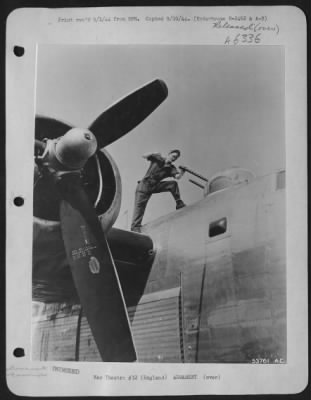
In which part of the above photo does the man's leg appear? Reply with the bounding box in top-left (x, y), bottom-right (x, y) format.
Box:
top-left (153, 181), bottom-right (186, 209)
top-left (131, 189), bottom-right (151, 232)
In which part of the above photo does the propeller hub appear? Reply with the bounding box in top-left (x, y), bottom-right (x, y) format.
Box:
top-left (55, 128), bottom-right (97, 170)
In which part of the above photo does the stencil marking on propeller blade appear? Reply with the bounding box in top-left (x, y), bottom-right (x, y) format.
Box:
top-left (89, 256), bottom-right (101, 274)
top-left (71, 225), bottom-right (97, 260)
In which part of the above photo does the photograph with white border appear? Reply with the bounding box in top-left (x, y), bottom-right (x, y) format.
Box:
top-left (6, 6), bottom-right (307, 396)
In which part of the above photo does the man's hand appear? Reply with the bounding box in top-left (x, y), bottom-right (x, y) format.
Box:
top-left (175, 167), bottom-right (186, 180)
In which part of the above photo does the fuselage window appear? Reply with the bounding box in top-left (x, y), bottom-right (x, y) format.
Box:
top-left (276, 170), bottom-right (285, 190)
top-left (209, 217), bottom-right (227, 237)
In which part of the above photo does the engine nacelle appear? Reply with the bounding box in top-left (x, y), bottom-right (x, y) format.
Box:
top-left (34, 148), bottom-right (121, 232)
top-left (33, 148), bottom-right (122, 290)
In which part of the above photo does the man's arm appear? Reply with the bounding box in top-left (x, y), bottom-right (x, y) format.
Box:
top-left (142, 152), bottom-right (162, 161)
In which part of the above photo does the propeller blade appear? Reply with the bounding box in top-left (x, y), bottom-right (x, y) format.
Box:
top-left (58, 174), bottom-right (136, 362)
top-left (35, 115), bottom-right (72, 141)
top-left (88, 79), bottom-right (168, 148)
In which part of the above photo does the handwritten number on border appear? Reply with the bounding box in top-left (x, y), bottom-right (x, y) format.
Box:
top-left (225, 33), bottom-right (261, 45)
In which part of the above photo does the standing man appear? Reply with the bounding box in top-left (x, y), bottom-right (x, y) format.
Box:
top-left (131, 150), bottom-right (186, 232)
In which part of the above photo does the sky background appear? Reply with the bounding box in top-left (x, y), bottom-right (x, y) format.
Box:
top-left (36, 44), bottom-right (284, 228)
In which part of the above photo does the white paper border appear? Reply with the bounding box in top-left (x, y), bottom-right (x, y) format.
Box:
top-left (6, 6), bottom-right (308, 396)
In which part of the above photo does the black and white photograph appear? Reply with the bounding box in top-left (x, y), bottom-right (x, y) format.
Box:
top-left (32, 44), bottom-right (286, 363)
top-left (6, 6), bottom-right (307, 397)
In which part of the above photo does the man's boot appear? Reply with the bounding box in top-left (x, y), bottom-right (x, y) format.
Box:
top-left (176, 199), bottom-right (186, 210)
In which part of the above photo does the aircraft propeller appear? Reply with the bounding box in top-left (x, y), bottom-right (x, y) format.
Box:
top-left (34, 79), bottom-right (168, 361)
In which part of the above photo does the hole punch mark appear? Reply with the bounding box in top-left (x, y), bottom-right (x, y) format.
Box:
top-left (13, 348), bottom-right (25, 358)
top-left (14, 197), bottom-right (24, 207)
top-left (13, 46), bottom-right (25, 57)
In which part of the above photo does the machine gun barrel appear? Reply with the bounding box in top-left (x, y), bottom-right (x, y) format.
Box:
top-left (189, 179), bottom-right (205, 189)
top-left (179, 165), bottom-right (209, 182)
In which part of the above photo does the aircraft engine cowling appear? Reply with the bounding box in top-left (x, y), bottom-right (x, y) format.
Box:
top-left (33, 148), bottom-right (122, 302)
top-left (33, 148), bottom-right (121, 232)
top-left (89, 148), bottom-right (122, 232)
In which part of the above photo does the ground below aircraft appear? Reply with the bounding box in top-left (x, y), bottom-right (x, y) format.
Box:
top-left (32, 80), bottom-right (286, 363)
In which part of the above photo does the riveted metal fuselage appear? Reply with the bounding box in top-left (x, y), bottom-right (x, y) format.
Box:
top-left (32, 171), bottom-right (286, 363)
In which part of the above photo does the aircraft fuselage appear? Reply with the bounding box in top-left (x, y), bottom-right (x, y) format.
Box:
top-left (32, 170), bottom-right (286, 363)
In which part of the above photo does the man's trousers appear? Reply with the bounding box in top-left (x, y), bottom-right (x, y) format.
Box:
top-left (131, 180), bottom-right (181, 231)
